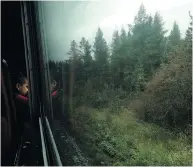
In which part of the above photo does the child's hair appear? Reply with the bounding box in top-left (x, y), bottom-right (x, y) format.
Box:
top-left (16, 76), bottom-right (27, 85)
top-left (12, 72), bottom-right (27, 92)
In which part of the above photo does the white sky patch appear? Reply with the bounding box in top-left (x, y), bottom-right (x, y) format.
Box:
top-left (99, 0), bottom-right (192, 38)
top-left (72, 0), bottom-right (193, 46)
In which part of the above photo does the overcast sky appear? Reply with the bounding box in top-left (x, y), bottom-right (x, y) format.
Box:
top-left (40, 0), bottom-right (193, 61)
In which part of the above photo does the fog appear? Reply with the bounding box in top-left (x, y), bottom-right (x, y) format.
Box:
top-left (40, 0), bottom-right (193, 61)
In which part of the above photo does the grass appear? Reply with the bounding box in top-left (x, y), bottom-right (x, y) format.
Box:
top-left (69, 106), bottom-right (192, 166)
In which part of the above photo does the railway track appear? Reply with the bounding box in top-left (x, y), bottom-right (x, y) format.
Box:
top-left (52, 120), bottom-right (88, 166)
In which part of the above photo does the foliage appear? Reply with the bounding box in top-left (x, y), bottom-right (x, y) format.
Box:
top-left (69, 107), bottom-right (192, 166)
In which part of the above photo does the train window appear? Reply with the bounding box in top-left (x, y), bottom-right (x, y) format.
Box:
top-left (35, 1), bottom-right (192, 166)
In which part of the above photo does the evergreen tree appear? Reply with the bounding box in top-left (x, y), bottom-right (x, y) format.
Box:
top-left (79, 37), bottom-right (93, 80)
top-left (79, 37), bottom-right (93, 67)
top-left (144, 12), bottom-right (166, 76)
top-left (131, 3), bottom-right (149, 62)
top-left (130, 4), bottom-right (150, 88)
top-left (134, 3), bottom-right (148, 25)
top-left (111, 30), bottom-right (121, 55)
top-left (67, 40), bottom-right (83, 85)
top-left (68, 40), bottom-right (81, 60)
top-left (185, 11), bottom-right (193, 54)
top-left (93, 28), bottom-right (109, 65)
top-left (93, 28), bottom-right (109, 85)
top-left (165, 21), bottom-right (181, 59)
top-left (120, 27), bottom-right (127, 45)
top-left (169, 21), bottom-right (181, 46)
top-left (79, 37), bottom-right (87, 56)
top-left (111, 30), bottom-right (122, 88)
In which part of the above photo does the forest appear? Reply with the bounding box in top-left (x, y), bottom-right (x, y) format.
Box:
top-left (49, 4), bottom-right (192, 166)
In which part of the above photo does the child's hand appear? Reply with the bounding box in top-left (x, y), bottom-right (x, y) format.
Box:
top-left (52, 89), bottom-right (64, 100)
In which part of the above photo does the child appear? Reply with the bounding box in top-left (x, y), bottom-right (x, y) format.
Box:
top-left (14, 75), bottom-right (39, 165)
top-left (50, 75), bottom-right (63, 99)
top-left (14, 75), bottom-right (30, 136)
top-left (15, 75), bottom-right (29, 103)
top-left (49, 74), bottom-right (65, 120)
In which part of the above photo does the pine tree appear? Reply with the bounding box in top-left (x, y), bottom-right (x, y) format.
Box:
top-left (79, 37), bottom-right (93, 81)
top-left (144, 12), bottom-right (166, 76)
top-left (134, 3), bottom-right (148, 25)
top-left (111, 30), bottom-right (122, 88)
top-left (120, 27), bottom-right (127, 45)
top-left (169, 21), bottom-right (181, 46)
top-left (68, 40), bottom-right (81, 60)
top-left (185, 11), bottom-right (193, 54)
top-left (93, 28), bottom-right (109, 65)
top-left (93, 28), bottom-right (109, 85)
top-left (165, 21), bottom-right (181, 59)
top-left (111, 30), bottom-right (121, 54)
top-left (67, 40), bottom-right (83, 87)
top-left (79, 37), bottom-right (92, 67)
top-left (79, 37), bottom-right (87, 55)
top-left (111, 30), bottom-right (121, 65)
top-left (130, 4), bottom-right (150, 88)
top-left (131, 3), bottom-right (149, 62)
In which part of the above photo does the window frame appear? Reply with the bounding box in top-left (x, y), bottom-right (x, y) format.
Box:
top-left (20, 1), bottom-right (62, 166)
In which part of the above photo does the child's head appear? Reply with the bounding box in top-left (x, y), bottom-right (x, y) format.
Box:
top-left (16, 76), bottom-right (29, 96)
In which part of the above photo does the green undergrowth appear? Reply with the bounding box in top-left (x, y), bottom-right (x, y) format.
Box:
top-left (69, 106), bottom-right (192, 166)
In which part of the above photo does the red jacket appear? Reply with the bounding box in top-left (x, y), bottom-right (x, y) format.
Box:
top-left (15, 91), bottom-right (58, 130)
top-left (15, 94), bottom-right (28, 104)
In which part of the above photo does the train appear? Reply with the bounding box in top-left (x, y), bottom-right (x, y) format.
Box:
top-left (1, 1), bottom-right (63, 166)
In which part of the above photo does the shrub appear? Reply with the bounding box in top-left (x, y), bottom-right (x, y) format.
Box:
top-left (132, 48), bottom-right (192, 130)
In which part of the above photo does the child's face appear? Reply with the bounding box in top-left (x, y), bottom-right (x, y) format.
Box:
top-left (50, 80), bottom-right (57, 92)
top-left (17, 79), bottom-right (29, 96)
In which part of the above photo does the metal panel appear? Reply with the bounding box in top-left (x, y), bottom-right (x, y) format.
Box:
top-left (45, 117), bottom-right (62, 166)
top-left (39, 117), bottom-right (48, 166)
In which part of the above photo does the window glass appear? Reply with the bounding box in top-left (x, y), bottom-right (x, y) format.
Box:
top-left (36, 1), bottom-right (192, 166)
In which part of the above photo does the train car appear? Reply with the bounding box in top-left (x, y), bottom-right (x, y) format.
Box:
top-left (1, 1), bottom-right (63, 166)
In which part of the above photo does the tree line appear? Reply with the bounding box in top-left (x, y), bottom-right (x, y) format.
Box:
top-left (49, 4), bottom-right (192, 130)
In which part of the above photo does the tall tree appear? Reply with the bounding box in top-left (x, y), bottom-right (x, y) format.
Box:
top-left (93, 28), bottom-right (109, 85)
top-left (111, 30), bottom-right (121, 64)
top-left (131, 3), bottom-right (149, 62)
top-left (79, 37), bottom-right (93, 80)
top-left (79, 37), bottom-right (87, 55)
top-left (134, 3), bottom-right (148, 25)
top-left (111, 30), bottom-right (121, 54)
top-left (169, 21), bottom-right (181, 46)
top-left (67, 40), bottom-right (83, 90)
top-left (184, 12), bottom-right (193, 54)
top-left (68, 40), bottom-right (81, 60)
top-left (93, 28), bottom-right (109, 65)
top-left (110, 30), bottom-right (122, 88)
top-left (130, 4), bottom-right (150, 88)
top-left (79, 37), bottom-right (93, 67)
top-left (144, 12), bottom-right (166, 76)
top-left (120, 27), bottom-right (127, 45)
top-left (165, 21), bottom-right (181, 59)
